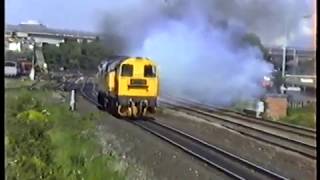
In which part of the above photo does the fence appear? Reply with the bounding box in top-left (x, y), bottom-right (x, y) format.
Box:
top-left (288, 100), bottom-right (315, 108)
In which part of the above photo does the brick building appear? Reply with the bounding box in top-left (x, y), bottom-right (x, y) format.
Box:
top-left (264, 94), bottom-right (288, 120)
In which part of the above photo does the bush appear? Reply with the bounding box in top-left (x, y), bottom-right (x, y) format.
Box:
top-left (5, 88), bottom-right (126, 179)
top-left (6, 95), bottom-right (55, 179)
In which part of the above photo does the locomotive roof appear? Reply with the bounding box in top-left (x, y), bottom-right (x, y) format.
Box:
top-left (106, 56), bottom-right (130, 70)
top-left (101, 56), bottom-right (154, 71)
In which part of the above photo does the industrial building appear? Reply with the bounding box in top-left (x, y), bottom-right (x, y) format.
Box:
top-left (266, 47), bottom-right (316, 106)
top-left (5, 20), bottom-right (99, 52)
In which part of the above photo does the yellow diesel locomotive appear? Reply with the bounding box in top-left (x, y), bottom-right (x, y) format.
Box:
top-left (97, 56), bottom-right (160, 118)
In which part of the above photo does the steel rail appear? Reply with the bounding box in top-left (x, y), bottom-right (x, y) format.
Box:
top-left (134, 120), bottom-right (289, 180)
top-left (161, 101), bottom-right (316, 159)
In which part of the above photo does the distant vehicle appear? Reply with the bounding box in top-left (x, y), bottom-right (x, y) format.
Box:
top-left (17, 60), bottom-right (33, 76)
top-left (5, 61), bottom-right (18, 77)
top-left (262, 75), bottom-right (273, 88)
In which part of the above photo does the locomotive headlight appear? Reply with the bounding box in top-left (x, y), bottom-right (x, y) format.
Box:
top-left (263, 76), bottom-right (271, 81)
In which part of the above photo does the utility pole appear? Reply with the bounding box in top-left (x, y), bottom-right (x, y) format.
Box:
top-left (282, 46), bottom-right (286, 78)
top-left (29, 41), bottom-right (36, 81)
top-left (314, 3), bottom-right (317, 50)
top-left (293, 48), bottom-right (297, 74)
top-left (281, 19), bottom-right (288, 94)
top-left (282, 15), bottom-right (289, 79)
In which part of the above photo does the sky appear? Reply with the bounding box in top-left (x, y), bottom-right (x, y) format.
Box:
top-left (5, 0), bottom-right (105, 32)
top-left (5, 0), bottom-right (315, 48)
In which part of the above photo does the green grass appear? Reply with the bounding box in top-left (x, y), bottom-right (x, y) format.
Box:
top-left (231, 99), bottom-right (316, 129)
top-left (5, 78), bottom-right (35, 89)
top-left (5, 87), bottom-right (126, 180)
top-left (231, 101), bottom-right (252, 112)
top-left (280, 103), bottom-right (316, 129)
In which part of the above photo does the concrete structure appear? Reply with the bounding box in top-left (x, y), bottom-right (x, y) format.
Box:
top-left (5, 20), bottom-right (99, 52)
top-left (266, 47), bottom-right (316, 106)
top-left (267, 47), bottom-right (315, 75)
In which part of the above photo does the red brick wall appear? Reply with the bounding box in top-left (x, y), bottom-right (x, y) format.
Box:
top-left (265, 96), bottom-right (288, 120)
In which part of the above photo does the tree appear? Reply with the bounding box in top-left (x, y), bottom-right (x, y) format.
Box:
top-left (42, 41), bottom-right (108, 71)
top-left (59, 42), bottom-right (82, 68)
top-left (5, 50), bottom-right (33, 62)
top-left (42, 44), bottom-right (62, 69)
top-left (80, 41), bottom-right (108, 66)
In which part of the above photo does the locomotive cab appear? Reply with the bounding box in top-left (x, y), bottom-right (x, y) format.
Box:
top-left (97, 56), bottom-right (159, 118)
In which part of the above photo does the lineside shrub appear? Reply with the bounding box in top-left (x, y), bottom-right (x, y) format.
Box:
top-left (5, 88), bottom-right (126, 180)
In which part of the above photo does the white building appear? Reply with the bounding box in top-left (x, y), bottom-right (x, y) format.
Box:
top-left (7, 40), bottom-right (21, 52)
top-left (5, 20), bottom-right (98, 51)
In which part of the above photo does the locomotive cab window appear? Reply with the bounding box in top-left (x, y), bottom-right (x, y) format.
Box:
top-left (144, 65), bottom-right (156, 77)
top-left (121, 64), bottom-right (133, 76)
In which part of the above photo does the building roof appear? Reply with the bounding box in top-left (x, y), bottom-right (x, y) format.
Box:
top-left (5, 23), bottom-right (98, 39)
top-left (105, 56), bottom-right (130, 71)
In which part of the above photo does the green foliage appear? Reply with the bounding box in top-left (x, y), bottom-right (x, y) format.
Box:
top-left (6, 91), bottom-right (54, 180)
top-left (5, 50), bottom-right (33, 62)
top-left (231, 101), bottom-right (251, 111)
top-left (6, 89), bottom-right (46, 117)
top-left (5, 88), bottom-right (126, 179)
top-left (42, 41), bottom-right (108, 71)
top-left (5, 79), bottom-right (35, 89)
top-left (280, 103), bottom-right (316, 128)
top-left (42, 44), bottom-right (62, 69)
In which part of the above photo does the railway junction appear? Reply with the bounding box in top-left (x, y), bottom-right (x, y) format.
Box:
top-left (5, 44), bottom-right (316, 179)
top-left (48, 75), bottom-right (316, 180)
top-left (5, 18), bottom-right (316, 180)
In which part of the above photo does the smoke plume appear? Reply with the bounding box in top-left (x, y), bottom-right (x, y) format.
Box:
top-left (98, 0), bottom-right (309, 106)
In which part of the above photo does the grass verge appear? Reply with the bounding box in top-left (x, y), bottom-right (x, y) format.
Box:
top-left (5, 78), bottom-right (34, 89)
top-left (5, 87), bottom-right (126, 180)
top-left (231, 100), bottom-right (316, 129)
top-left (279, 103), bottom-right (316, 129)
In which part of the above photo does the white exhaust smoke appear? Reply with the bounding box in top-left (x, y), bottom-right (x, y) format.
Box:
top-left (97, 0), bottom-right (310, 106)
top-left (131, 18), bottom-right (272, 106)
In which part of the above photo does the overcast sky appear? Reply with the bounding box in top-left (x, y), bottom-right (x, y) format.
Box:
top-left (5, 0), bottom-right (314, 48)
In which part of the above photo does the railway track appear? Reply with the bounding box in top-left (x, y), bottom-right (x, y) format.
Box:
top-left (77, 80), bottom-right (289, 180)
top-left (163, 96), bottom-right (316, 138)
top-left (134, 120), bottom-right (288, 180)
top-left (58, 79), bottom-right (316, 159)
top-left (159, 98), bottom-right (317, 159)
